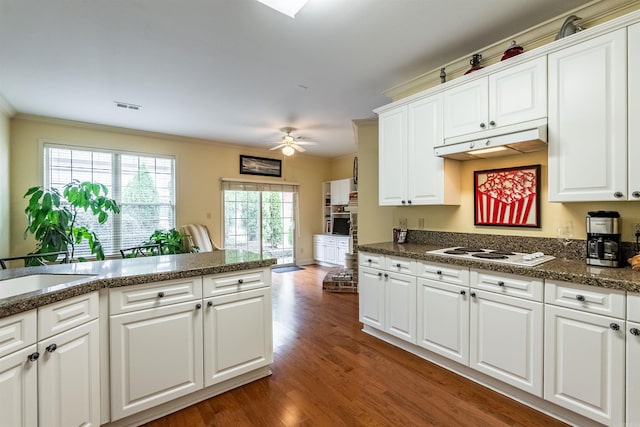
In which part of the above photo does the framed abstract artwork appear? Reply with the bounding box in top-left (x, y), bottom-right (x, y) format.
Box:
top-left (474, 164), bottom-right (541, 227)
top-left (239, 155), bottom-right (282, 177)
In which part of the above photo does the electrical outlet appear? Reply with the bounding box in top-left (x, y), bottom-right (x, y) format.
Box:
top-left (634, 223), bottom-right (640, 236)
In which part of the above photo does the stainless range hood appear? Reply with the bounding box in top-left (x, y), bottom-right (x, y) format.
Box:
top-left (434, 119), bottom-right (548, 161)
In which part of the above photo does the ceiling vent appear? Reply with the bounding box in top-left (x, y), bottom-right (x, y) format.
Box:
top-left (115, 101), bottom-right (141, 111)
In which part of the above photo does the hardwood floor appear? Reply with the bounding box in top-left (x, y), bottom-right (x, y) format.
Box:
top-left (143, 265), bottom-right (567, 426)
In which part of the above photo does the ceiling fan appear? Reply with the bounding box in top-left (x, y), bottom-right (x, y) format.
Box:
top-left (269, 127), bottom-right (316, 156)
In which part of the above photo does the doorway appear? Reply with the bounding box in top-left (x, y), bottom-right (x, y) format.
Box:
top-left (222, 182), bottom-right (297, 266)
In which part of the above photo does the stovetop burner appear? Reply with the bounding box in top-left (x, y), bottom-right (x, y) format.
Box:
top-left (426, 247), bottom-right (555, 267)
top-left (472, 252), bottom-right (508, 259)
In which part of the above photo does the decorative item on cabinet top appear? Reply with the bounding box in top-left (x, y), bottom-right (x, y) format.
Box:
top-left (555, 15), bottom-right (583, 40)
top-left (501, 40), bottom-right (524, 61)
top-left (465, 54), bottom-right (483, 75)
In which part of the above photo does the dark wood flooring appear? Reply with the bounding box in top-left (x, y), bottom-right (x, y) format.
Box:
top-left (143, 264), bottom-right (567, 426)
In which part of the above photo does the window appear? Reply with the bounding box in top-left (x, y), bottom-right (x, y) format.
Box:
top-left (44, 144), bottom-right (175, 257)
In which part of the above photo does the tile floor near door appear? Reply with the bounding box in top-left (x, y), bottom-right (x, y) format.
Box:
top-left (144, 265), bottom-right (567, 426)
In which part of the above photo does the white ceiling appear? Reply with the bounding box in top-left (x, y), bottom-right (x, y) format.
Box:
top-left (0, 0), bottom-right (592, 157)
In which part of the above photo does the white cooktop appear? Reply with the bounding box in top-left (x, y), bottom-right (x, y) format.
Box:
top-left (426, 247), bottom-right (555, 267)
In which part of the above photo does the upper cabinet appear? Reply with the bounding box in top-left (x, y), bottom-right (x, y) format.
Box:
top-left (330, 178), bottom-right (353, 206)
top-left (443, 56), bottom-right (547, 140)
top-left (378, 94), bottom-right (460, 206)
top-left (548, 29), bottom-right (630, 202)
top-left (628, 23), bottom-right (640, 200)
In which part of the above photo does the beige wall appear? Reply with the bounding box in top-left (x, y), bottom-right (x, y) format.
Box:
top-left (328, 153), bottom-right (356, 181)
top-left (9, 116), bottom-right (331, 261)
top-left (0, 107), bottom-right (10, 257)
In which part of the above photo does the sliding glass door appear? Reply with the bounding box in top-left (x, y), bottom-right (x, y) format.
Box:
top-left (222, 182), bottom-right (297, 265)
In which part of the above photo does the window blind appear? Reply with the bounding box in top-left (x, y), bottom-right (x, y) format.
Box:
top-left (44, 143), bottom-right (176, 257)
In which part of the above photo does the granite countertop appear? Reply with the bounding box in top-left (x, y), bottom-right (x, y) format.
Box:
top-left (0, 250), bottom-right (277, 318)
top-left (358, 242), bottom-right (640, 293)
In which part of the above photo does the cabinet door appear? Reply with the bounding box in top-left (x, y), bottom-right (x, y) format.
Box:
top-left (407, 94), bottom-right (447, 205)
top-left (110, 301), bottom-right (203, 420)
top-left (544, 305), bottom-right (624, 426)
top-left (359, 266), bottom-right (385, 329)
top-left (627, 321), bottom-right (640, 425)
top-left (313, 236), bottom-right (324, 262)
top-left (330, 179), bottom-right (350, 205)
top-left (0, 345), bottom-right (38, 427)
top-left (548, 29), bottom-right (627, 202)
top-left (384, 272), bottom-right (417, 343)
top-left (628, 23), bottom-right (640, 200)
top-left (378, 106), bottom-right (408, 205)
top-left (38, 319), bottom-right (100, 427)
top-left (488, 56), bottom-right (546, 128)
top-left (336, 243), bottom-right (348, 266)
top-left (417, 278), bottom-right (469, 365)
top-left (203, 287), bottom-right (272, 387)
top-left (470, 290), bottom-right (542, 396)
top-left (443, 77), bottom-right (488, 138)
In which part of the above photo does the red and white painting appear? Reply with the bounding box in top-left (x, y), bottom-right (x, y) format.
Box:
top-left (474, 165), bottom-right (540, 227)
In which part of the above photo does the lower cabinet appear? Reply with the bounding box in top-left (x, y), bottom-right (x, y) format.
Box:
top-left (627, 320), bottom-right (640, 425)
top-left (0, 344), bottom-right (38, 427)
top-left (384, 271), bottom-right (416, 343)
top-left (313, 234), bottom-right (351, 266)
top-left (38, 319), bottom-right (100, 427)
top-left (469, 289), bottom-right (543, 396)
top-left (110, 300), bottom-right (204, 421)
top-left (417, 278), bottom-right (469, 365)
top-left (359, 265), bottom-right (385, 329)
top-left (544, 305), bottom-right (625, 426)
top-left (204, 287), bottom-right (273, 386)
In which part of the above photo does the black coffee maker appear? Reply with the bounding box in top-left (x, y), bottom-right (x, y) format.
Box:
top-left (586, 211), bottom-right (623, 267)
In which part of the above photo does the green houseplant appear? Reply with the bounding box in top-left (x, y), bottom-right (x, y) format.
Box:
top-left (23, 180), bottom-right (120, 262)
top-left (144, 228), bottom-right (199, 255)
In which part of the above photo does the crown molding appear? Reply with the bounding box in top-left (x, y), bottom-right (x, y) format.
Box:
top-left (0, 94), bottom-right (16, 117)
top-left (383, 0), bottom-right (640, 101)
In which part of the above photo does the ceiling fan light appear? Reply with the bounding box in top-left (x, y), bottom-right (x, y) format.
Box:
top-left (282, 145), bottom-right (295, 156)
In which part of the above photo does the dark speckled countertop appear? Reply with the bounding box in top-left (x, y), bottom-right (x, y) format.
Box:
top-left (0, 250), bottom-right (277, 318)
top-left (358, 242), bottom-right (640, 293)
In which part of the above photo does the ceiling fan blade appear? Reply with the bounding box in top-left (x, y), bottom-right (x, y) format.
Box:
top-left (292, 144), bottom-right (306, 152)
top-left (270, 144), bottom-right (286, 150)
top-left (293, 141), bottom-right (317, 146)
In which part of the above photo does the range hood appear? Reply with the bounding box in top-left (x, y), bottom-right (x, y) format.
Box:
top-left (434, 119), bottom-right (548, 161)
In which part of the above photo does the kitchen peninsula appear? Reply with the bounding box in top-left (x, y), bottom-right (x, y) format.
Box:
top-left (0, 250), bottom-right (276, 427)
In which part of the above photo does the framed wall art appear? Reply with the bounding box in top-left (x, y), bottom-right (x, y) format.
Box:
top-left (474, 164), bottom-right (541, 228)
top-left (239, 155), bottom-right (282, 177)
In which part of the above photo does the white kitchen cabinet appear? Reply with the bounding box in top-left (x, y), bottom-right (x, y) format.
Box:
top-left (384, 271), bottom-right (417, 343)
top-left (544, 305), bottom-right (624, 426)
top-left (110, 299), bottom-right (204, 421)
top-left (378, 94), bottom-right (460, 206)
top-left (469, 289), bottom-right (543, 396)
top-left (627, 23), bottom-right (640, 200)
top-left (330, 178), bottom-right (352, 206)
top-left (359, 265), bottom-right (385, 330)
top-left (627, 320), bottom-right (640, 425)
top-left (313, 235), bottom-right (324, 262)
top-left (203, 286), bottom-right (272, 386)
top-left (37, 292), bottom-right (100, 427)
top-left (0, 344), bottom-right (38, 427)
top-left (548, 29), bottom-right (628, 202)
top-left (417, 277), bottom-right (469, 365)
top-left (443, 56), bottom-right (546, 139)
top-left (38, 319), bottom-right (100, 427)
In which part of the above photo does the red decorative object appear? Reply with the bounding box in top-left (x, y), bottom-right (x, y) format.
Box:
top-left (474, 165), bottom-right (540, 227)
top-left (501, 40), bottom-right (524, 61)
top-left (465, 54), bottom-right (483, 75)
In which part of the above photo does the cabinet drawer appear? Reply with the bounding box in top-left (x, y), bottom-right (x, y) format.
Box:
top-left (628, 292), bottom-right (640, 322)
top-left (385, 256), bottom-right (416, 275)
top-left (0, 310), bottom-right (37, 358)
top-left (203, 268), bottom-right (270, 297)
top-left (470, 269), bottom-right (543, 302)
top-left (417, 261), bottom-right (469, 286)
top-left (337, 239), bottom-right (349, 248)
top-left (38, 292), bottom-right (98, 339)
top-left (109, 277), bottom-right (203, 315)
top-left (545, 280), bottom-right (625, 318)
top-left (359, 252), bottom-right (385, 269)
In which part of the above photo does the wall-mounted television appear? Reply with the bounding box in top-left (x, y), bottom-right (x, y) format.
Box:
top-left (332, 217), bottom-right (350, 236)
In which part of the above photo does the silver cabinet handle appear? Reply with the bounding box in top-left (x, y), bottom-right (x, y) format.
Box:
top-left (610, 323), bottom-right (620, 331)
top-left (489, 120), bottom-right (496, 126)
top-left (480, 123), bottom-right (486, 129)
top-left (632, 191), bottom-right (640, 199)
top-left (630, 328), bottom-right (640, 336)
top-left (613, 191), bottom-right (624, 198)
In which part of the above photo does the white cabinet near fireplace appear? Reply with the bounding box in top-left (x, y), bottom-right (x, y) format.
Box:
top-left (314, 234), bottom-right (351, 266)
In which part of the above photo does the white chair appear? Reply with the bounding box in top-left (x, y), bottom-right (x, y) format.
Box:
top-left (179, 224), bottom-right (222, 252)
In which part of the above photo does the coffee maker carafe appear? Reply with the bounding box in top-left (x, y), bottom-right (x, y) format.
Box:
top-left (586, 211), bottom-right (622, 267)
